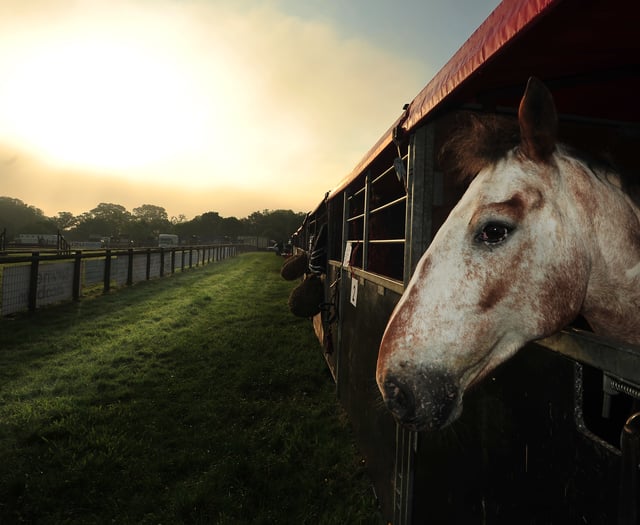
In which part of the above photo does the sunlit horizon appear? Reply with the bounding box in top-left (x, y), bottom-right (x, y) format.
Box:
top-left (0, 0), bottom-right (500, 220)
top-left (1, 3), bottom-right (251, 184)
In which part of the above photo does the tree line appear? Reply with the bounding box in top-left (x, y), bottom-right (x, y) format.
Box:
top-left (0, 196), bottom-right (306, 247)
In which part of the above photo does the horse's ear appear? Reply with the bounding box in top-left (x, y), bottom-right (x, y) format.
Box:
top-left (518, 77), bottom-right (558, 162)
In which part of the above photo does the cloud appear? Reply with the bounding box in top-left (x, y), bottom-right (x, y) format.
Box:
top-left (0, 0), bottom-right (428, 219)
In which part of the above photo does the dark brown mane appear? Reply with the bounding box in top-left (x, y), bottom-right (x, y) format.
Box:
top-left (437, 112), bottom-right (520, 186)
top-left (577, 150), bottom-right (640, 209)
top-left (438, 111), bottom-right (640, 207)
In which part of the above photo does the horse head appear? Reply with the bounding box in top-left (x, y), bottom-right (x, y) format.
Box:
top-left (376, 77), bottom-right (640, 431)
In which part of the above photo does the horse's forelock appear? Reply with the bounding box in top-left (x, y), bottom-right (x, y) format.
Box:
top-left (438, 112), bottom-right (520, 187)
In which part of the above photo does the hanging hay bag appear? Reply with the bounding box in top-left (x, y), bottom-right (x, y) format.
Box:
top-left (280, 252), bottom-right (309, 281)
top-left (288, 274), bottom-right (324, 317)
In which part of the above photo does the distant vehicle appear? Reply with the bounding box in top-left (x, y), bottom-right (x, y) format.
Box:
top-left (158, 234), bottom-right (179, 248)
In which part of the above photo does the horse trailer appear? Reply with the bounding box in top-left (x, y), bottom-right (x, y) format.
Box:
top-left (289, 0), bottom-right (640, 523)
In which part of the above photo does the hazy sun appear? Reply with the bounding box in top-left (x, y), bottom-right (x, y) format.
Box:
top-left (0, 16), bottom-right (215, 177)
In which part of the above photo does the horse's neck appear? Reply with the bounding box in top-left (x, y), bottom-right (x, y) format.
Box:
top-left (582, 175), bottom-right (640, 345)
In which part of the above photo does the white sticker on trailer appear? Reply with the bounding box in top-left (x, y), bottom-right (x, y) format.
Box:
top-left (343, 242), bottom-right (353, 267)
top-left (350, 276), bottom-right (358, 307)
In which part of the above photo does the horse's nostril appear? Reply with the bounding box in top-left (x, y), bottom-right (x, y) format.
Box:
top-left (380, 369), bottom-right (461, 431)
top-left (383, 378), bottom-right (415, 420)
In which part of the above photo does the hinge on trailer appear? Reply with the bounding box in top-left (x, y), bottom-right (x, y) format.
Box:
top-left (602, 374), bottom-right (640, 418)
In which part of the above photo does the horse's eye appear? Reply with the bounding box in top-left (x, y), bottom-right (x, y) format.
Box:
top-left (477, 223), bottom-right (511, 245)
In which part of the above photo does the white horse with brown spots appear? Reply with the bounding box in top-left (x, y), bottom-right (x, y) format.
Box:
top-left (377, 77), bottom-right (640, 432)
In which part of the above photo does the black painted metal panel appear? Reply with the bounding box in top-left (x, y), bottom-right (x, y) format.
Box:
top-left (336, 273), bottom-right (401, 521)
top-left (411, 344), bottom-right (626, 524)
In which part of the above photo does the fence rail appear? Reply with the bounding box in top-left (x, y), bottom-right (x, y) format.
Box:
top-left (0, 244), bottom-right (241, 316)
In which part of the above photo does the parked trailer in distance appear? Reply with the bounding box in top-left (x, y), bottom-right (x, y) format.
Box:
top-left (14, 233), bottom-right (58, 246)
top-left (158, 234), bottom-right (179, 248)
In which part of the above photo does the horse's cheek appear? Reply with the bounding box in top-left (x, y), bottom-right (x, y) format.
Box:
top-left (536, 250), bottom-right (588, 335)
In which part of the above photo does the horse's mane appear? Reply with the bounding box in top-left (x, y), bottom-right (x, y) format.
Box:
top-left (437, 112), bottom-right (520, 186)
top-left (438, 111), bottom-right (640, 206)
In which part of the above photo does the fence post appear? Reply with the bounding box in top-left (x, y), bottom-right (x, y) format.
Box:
top-left (103, 250), bottom-right (112, 293)
top-left (171, 249), bottom-right (176, 274)
top-left (73, 251), bottom-right (82, 300)
top-left (28, 251), bottom-right (39, 313)
top-left (160, 247), bottom-right (165, 277)
top-left (57, 229), bottom-right (71, 255)
top-left (127, 249), bottom-right (134, 285)
top-left (189, 248), bottom-right (193, 268)
top-left (146, 249), bottom-right (151, 280)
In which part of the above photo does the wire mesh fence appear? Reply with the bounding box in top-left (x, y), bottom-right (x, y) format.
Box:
top-left (0, 245), bottom-right (240, 316)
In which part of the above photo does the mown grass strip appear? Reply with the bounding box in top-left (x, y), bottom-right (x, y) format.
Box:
top-left (0, 252), bottom-right (382, 524)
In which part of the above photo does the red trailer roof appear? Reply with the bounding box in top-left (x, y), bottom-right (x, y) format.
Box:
top-left (404, 0), bottom-right (557, 130)
top-left (328, 0), bottom-right (640, 200)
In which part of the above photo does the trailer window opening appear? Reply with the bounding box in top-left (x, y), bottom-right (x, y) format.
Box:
top-left (338, 151), bottom-right (407, 282)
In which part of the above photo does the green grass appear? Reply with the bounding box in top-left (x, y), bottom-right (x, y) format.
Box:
top-left (0, 252), bottom-right (382, 524)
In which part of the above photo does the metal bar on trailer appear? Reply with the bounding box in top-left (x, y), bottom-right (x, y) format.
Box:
top-left (535, 329), bottom-right (640, 383)
top-left (368, 239), bottom-right (405, 244)
top-left (404, 124), bottom-right (436, 280)
top-left (363, 174), bottom-right (371, 271)
top-left (337, 263), bottom-right (404, 295)
top-left (370, 153), bottom-right (409, 185)
top-left (369, 195), bottom-right (407, 215)
top-left (350, 186), bottom-right (366, 198)
top-left (393, 424), bottom-right (416, 525)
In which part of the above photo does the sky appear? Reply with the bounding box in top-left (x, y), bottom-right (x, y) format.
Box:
top-left (0, 0), bottom-right (500, 221)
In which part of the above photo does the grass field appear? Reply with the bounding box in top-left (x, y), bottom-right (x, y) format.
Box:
top-left (0, 252), bottom-right (383, 524)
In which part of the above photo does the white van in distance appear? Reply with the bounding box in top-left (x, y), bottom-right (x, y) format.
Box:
top-left (158, 234), bottom-right (179, 248)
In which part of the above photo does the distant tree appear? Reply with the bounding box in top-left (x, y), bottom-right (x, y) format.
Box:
top-left (242, 209), bottom-right (305, 243)
top-left (198, 211), bottom-right (223, 238)
top-left (174, 211), bottom-right (248, 244)
top-left (243, 210), bottom-right (264, 234)
top-left (132, 204), bottom-right (169, 224)
top-left (171, 214), bottom-right (188, 225)
top-left (221, 216), bottom-right (243, 239)
top-left (54, 211), bottom-right (77, 231)
top-left (0, 196), bottom-right (56, 238)
top-left (73, 203), bottom-right (132, 240)
top-left (132, 204), bottom-right (172, 243)
top-left (178, 211), bottom-right (224, 242)
top-left (69, 214), bottom-right (109, 241)
top-left (1, 195), bottom-right (308, 247)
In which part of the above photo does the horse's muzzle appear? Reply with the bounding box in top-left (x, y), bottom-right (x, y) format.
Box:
top-left (380, 369), bottom-right (461, 432)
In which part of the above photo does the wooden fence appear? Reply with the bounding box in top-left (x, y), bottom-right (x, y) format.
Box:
top-left (0, 244), bottom-right (240, 316)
